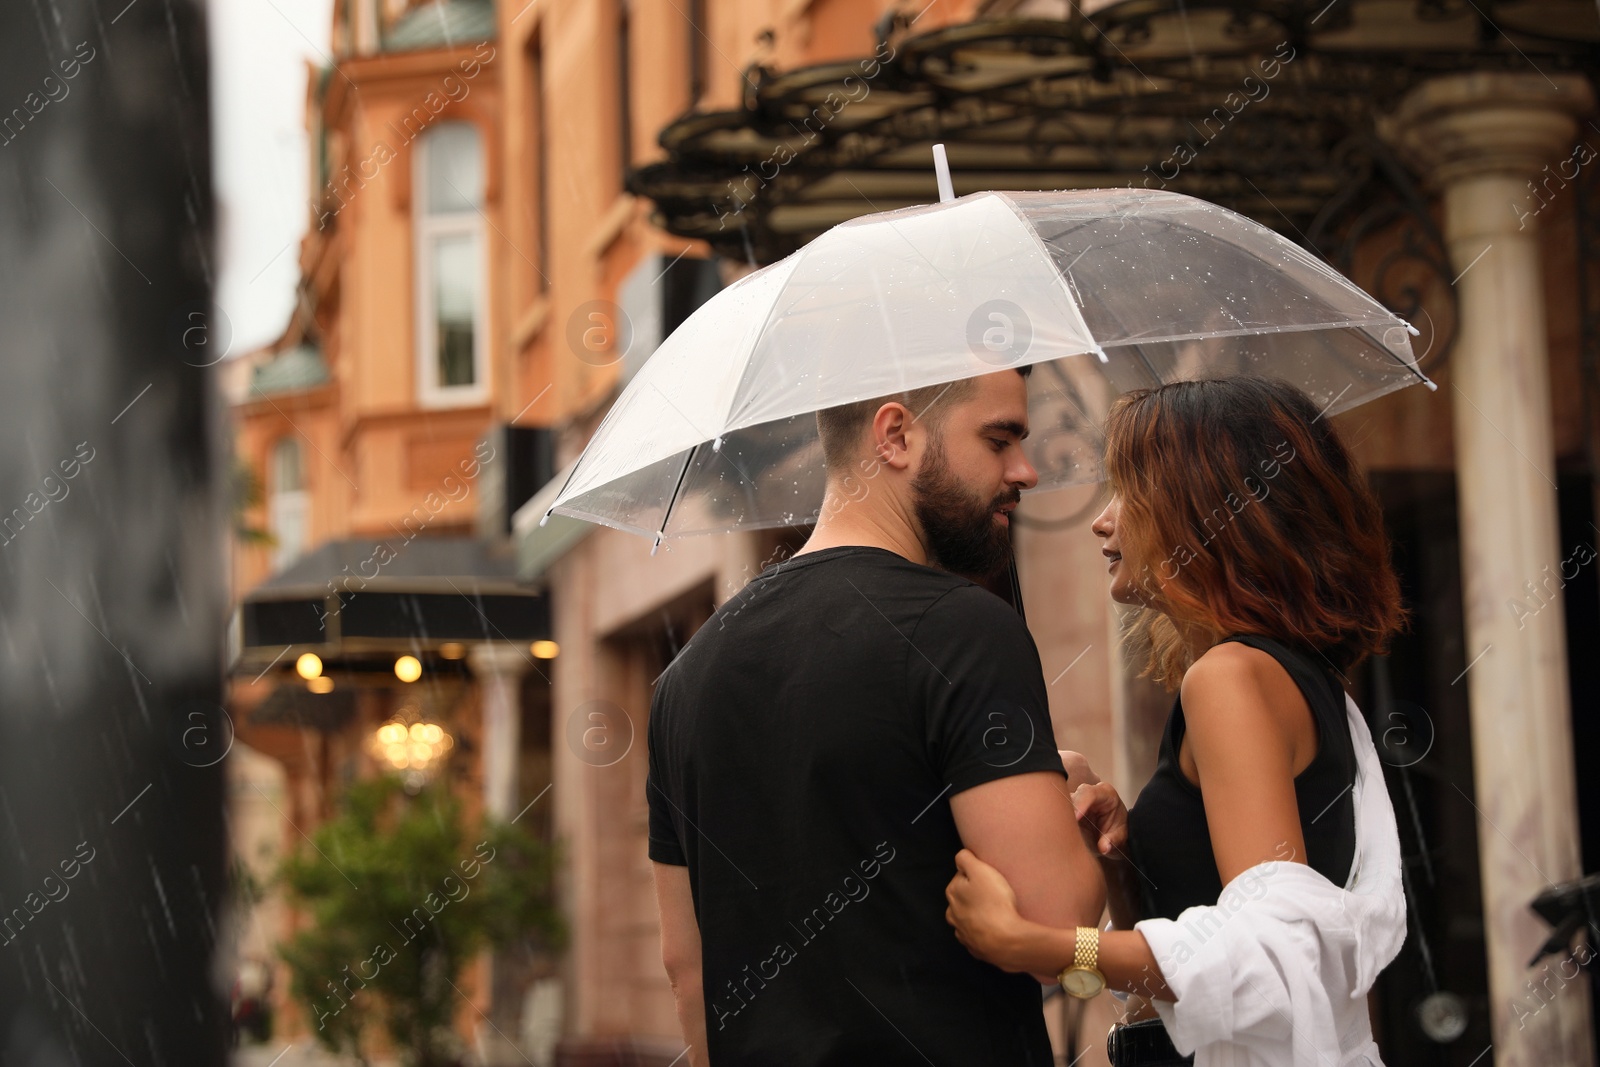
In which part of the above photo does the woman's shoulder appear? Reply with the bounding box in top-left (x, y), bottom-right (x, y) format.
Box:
top-left (1181, 638), bottom-right (1287, 696)
top-left (1180, 639), bottom-right (1314, 742)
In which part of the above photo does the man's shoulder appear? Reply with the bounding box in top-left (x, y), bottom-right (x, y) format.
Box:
top-left (664, 548), bottom-right (1029, 671)
top-left (766, 547), bottom-right (1027, 638)
top-left (902, 582), bottom-right (1043, 695)
top-left (914, 577), bottom-right (1030, 634)
top-left (734, 544), bottom-right (963, 614)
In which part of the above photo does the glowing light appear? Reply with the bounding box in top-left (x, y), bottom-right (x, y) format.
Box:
top-left (530, 640), bottom-right (559, 659)
top-left (369, 715), bottom-right (454, 783)
top-left (295, 653), bottom-right (323, 679)
top-left (394, 655), bottom-right (423, 683)
top-left (307, 676), bottom-right (334, 694)
top-left (439, 642), bottom-right (466, 660)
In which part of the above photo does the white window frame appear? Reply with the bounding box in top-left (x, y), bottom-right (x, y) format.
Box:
top-left (414, 123), bottom-right (489, 409)
top-left (268, 437), bottom-right (309, 570)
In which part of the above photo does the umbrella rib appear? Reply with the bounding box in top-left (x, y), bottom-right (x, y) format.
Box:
top-left (653, 443), bottom-right (700, 554)
top-left (1126, 342), bottom-right (1165, 389)
top-left (837, 175), bottom-right (953, 287)
top-left (866, 262), bottom-right (912, 395)
top-left (540, 454), bottom-right (583, 525)
top-left (1042, 360), bottom-right (1107, 446)
top-left (996, 193), bottom-right (1103, 359)
top-left (1096, 319), bottom-right (1409, 348)
top-left (543, 378), bottom-right (639, 520)
top-left (719, 260), bottom-right (808, 435)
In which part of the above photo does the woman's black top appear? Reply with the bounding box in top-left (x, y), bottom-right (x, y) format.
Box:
top-left (1125, 634), bottom-right (1358, 922)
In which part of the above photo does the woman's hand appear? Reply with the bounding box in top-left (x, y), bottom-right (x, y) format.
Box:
top-left (1058, 749), bottom-right (1101, 787)
top-left (1073, 781), bottom-right (1130, 860)
top-left (1058, 749), bottom-right (1129, 860)
top-left (945, 849), bottom-right (1058, 977)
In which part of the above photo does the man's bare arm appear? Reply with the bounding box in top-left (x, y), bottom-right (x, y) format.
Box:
top-left (652, 861), bottom-right (708, 1066)
top-left (950, 770), bottom-right (1107, 982)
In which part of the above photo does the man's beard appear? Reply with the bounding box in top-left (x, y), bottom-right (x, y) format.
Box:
top-left (911, 436), bottom-right (1018, 579)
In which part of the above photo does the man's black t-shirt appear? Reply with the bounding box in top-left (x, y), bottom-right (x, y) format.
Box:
top-left (646, 545), bottom-right (1067, 1067)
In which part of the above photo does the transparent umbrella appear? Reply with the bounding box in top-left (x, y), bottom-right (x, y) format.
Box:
top-left (542, 180), bottom-right (1432, 550)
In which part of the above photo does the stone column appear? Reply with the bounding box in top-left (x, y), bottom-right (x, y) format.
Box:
top-left (1383, 73), bottom-right (1596, 1066)
top-left (470, 643), bottom-right (532, 819)
top-left (469, 642), bottom-right (536, 1054)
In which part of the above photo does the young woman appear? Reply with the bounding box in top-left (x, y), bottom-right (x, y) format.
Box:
top-left (944, 377), bottom-right (1409, 1066)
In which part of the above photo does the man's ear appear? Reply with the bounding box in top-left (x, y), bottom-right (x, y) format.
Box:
top-left (871, 402), bottom-right (914, 471)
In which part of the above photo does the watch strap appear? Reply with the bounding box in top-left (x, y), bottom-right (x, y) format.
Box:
top-left (1074, 925), bottom-right (1100, 970)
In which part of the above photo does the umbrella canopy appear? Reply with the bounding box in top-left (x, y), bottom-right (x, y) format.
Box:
top-left (545, 187), bottom-right (1430, 544)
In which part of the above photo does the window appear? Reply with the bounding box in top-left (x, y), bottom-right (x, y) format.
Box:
top-left (528, 33), bottom-right (550, 294)
top-left (687, 0), bottom-right (706, 105)
top-left (617, 0), bottom-right (632, 176)
top-left (618, 252), bottom-right (723, 386)
top-left (268, 437), bottom-right (309, 569)
top-left (415, 122), bottom-right (487, 406)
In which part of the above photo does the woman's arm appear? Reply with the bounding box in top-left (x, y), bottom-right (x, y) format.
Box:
top-left (947, 643), bottom-right (1316, 999)
top-left (946, 848), bottom-right (1172, 999)
top-left (1057, 751), bottom-right (1144, 930)
top-left (1069, 778), bottom-right (1145, 930)
top-left (1180, 643), bottom-right (1312, 882)
top-left (1101, 852), bottom-right (1146, 932)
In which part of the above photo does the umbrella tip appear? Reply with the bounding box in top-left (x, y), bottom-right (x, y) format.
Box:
top-left (1091, 344), bottom-right (1109, 364)
top-left (931, 144), bottom-right (955, 203)
top-left (712, 435), bottom-right (723, 453)
top-left (651, 533), bottom-right (663, 556)
top-left (538, 509), bottom-right (551, 528)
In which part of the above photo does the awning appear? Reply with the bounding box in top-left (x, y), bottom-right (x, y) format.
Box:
top-left (250, 535), bottom-right (524, 597)
top-left (232, 535), bottom-right (550, 675)
top-left (626, 4), bottom-right (1598, 266)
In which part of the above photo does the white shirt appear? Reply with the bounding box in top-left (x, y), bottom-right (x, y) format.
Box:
top-left (1131, 693), bottom-right (1407, 1067)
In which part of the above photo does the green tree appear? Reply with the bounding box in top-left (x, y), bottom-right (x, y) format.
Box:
top-left (230, 451), bottom-right (274, 548)
top-left (278, 775), bottom-right (564, 1067)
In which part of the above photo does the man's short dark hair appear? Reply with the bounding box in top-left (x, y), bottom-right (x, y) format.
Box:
top-left (815, 366), bottom-right (1033, 474)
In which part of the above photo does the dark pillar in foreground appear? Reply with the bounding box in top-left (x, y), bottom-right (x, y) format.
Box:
top-left (0, 0), bottom-right (228, 1063)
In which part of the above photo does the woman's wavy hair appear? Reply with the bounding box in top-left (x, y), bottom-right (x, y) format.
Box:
top-left (1104, 376), bottom-right (1406, 689)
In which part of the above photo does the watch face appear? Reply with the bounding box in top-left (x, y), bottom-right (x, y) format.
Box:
top-left (1060, 967), bottom-right (1106, 998)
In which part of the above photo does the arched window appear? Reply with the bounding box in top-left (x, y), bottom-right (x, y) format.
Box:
top-left (268, 437), bottom-right (308, 568)
top-left (414, 121), bottom-right (487, 406)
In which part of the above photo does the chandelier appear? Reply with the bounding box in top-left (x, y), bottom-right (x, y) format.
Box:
top-left (369, 709), bottom-right (454, 792)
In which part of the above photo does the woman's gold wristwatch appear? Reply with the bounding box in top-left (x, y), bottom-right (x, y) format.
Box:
top-left (1058, 926), bottom-right (1107, 998)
